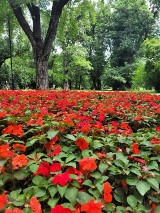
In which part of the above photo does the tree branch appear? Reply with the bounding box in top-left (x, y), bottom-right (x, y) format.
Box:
top-left (27, 3), bottom-right (42, 45)
top-left (43, 0), bottom-right (70, 57)
top-left (9, 0), bottom-right (36, 48)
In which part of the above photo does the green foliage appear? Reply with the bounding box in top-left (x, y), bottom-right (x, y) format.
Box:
top-left (142, 37), bottom-right (160, 92)
top-left (109, 0), bottom-right (154, 89)
top-left (132, 59), bottom-right (146, 90)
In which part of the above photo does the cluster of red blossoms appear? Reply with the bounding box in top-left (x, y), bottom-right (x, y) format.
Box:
top-left (0, 90), bottom-right (159, 212)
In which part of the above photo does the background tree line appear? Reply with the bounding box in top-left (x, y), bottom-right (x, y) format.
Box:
top-left (0, 0), bottom-right (160, 91)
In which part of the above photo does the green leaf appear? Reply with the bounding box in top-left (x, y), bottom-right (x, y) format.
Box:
top-left (82, 179), bottom-right (93, 187)
top-left (0, 159), bottom-right (7, 166)
top-left (26, 138), bottom-right (38, 147)
top-left (0, 180), bottom-right (3, 187)
top-left (42, 157), bottom-right (52, 163)
top-left (93, 141), bottom-right (104, 149)
top-left (47, 130), bottom-right (59, 140)
top-left (37, 153), bottom-right (46, 159)
top-left (90, 172), bottom-right (102, 179)
top-left (66, 162), bottom-right (76, 168)
top-left (127, 195), bottom-right (138, 209)
top-left (116, 152), bottom-right (129, 165)
top-left (77, 191), bottom-right (93, 204)
top-left (88, 188), bottom-right (100, 199)
top-left (32, 176), bottom-right (45, 186)
top-left (65, 187), bottom-right (78, 205)
top-left (29, 164), bottom-right (39, 173)
top-left (23, 208), bottom-right (32, 213)
top-left (114, 187), bottom-right (125, 203)
top-left (147, 161), bottom-right (159, 171)
top-left (13, 167), bottom-right (30, 180)
top-left (126, 176), bottom-right (138, 185)
top-left (114, 160), bottom-right (125, 168)
top-left (34, 187), bottom-right (46, 197)
top-left (95, 182), bottom-right (103, 193)
top-left (48, 186), bottom-right (58, 197)
top-left (65, 134), bottom-right (76, 141)
top-left (99, 163), bottom-right (108, 173)
top-left (66, 154), bottom-right (76, 163)
top-left (57, 185), bottom-right (68, 197)
top-left (130, 168), bottom-right (141, 176)
top-left (147, 178), bottom-right (159, 191)
top-left (10, 189), bottom-right (22, 200)
top-left (103, 203), bottom-right (115, 212)
top-left (63, 146), bottom-right (70, 152)
top-left (155, 206), bottom-right (160, 213)
top-left (71, 180), bottom-right (81, 188)
top-left (62, 203), bottom-right (75, 210)
top-left (48, 198), bottom-right (59, 207)
top-left (13, 201), bottom-right (24, 206)
top-left (116, 206), bottom-right (127, 213)
top-left (136, 181), bottom-right (150, 196)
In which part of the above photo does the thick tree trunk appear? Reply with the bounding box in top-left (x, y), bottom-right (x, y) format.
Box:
top-left (36, 56), bottom-right (49, 90)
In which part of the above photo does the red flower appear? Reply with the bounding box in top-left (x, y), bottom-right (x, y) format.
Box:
top-left (121, 180), bottom-right (127, 189)
top-left (36, 162), bottom-right (50, 176)
top-left (29, 197), bottom-right (42, 213)
top-left (150, 203), bottom-right (157, 213)
top-left (47, 145), bottom-right (62, 157)
top-left (96, 152), bottom-right (107, 159)
top-left (51, 205), bottom-right (72, 213)
top-left (50, 163), bottom-right (61, 172)
top-left (131, 143), bottom-right (140, 154)
top-left (72, 206), bottom-right (81, 213)
top-left (75, 137), bottom-right (89, 151)
top-left (66, 167), bottom-right (83, 183)
top-left (134, 157), bottom-right (146, 164)
top-left (142, 166), bottom-right (149, 172)
top-left (111, 121), bottom-right (119, 127)
top-left (156, 126), bottom-right (160, 132)
top-left (103, 182), bottom-right (112, 203)
top-left (0, 192), bottom-right (8, 209)
top-left (44, 135), bottom-right (59, 151)
top-left (2, 124), bottom-right (24, 137)
top-left (0, 144), bottom-right (14, 158)
top-left (151, 137), bottom-right (160, 144)
top-left (81, 199), bottom-right (104, 213)
top-left (12, 154), bottom-right (28, 170)
top-left (52, 172), bottom-right (71, 186)
top-left (4, 208), bottom-right (24, 213)
top-left (66, 167), bottom-right (82, 176)
top-left (79, 158), bottom-right (97, 173)
top-left (0, 111), bottom-right (7, 118)
top-left (12, 144), bottom-right (26, 152)
top-left (27, 117), bottom-right (43, 126)
top-left (0, 166), bottom-right (5, 173)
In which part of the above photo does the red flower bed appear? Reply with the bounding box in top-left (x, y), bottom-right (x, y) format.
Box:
top-left (0, 90), bottom-right (160, 212)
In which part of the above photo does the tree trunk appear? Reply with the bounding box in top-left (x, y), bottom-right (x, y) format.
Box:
top-left (97, 78), bottom-right (101, 90)
top-left (36, 56), bottom-right (49, 90)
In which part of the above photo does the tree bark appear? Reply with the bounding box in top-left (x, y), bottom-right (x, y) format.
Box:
top-left (35, 55), bottom-right (49, 90)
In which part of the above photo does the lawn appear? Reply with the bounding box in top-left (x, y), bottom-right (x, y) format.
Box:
top-left (0, 90), bottom-right (160, 213)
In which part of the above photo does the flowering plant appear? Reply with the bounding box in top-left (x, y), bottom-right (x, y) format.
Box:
top-left (0, 90), bottom-right (160, 212)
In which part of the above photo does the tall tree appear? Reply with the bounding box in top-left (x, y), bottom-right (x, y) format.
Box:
top-left (56, 0), bottom-right (93, 89)
top-left (87, 1), bottom-right (111, 90)
top-left (109, 0), bottom-right (153, 89)
top-left (9, 0), bottom-right (70, 89)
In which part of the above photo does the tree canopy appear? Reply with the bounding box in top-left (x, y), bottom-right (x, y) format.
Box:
top-left (0, 0), bottom-right (160, 90)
